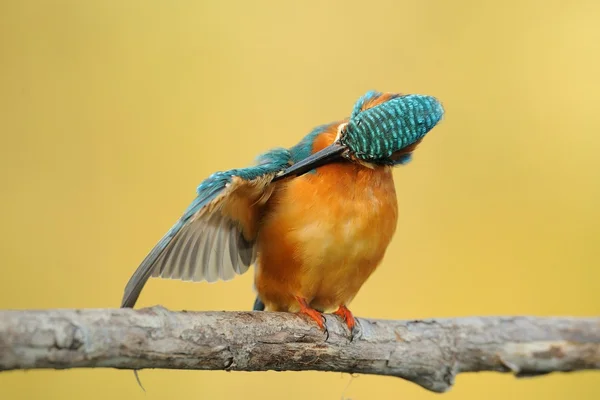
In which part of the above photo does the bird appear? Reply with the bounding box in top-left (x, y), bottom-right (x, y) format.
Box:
top-left (121, 90), bottom-right (444, 333)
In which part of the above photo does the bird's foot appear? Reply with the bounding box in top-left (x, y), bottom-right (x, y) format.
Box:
top-left (295, 296), bottom-right (326, 330)
top-left (334, 305), bottom-right (357, 337)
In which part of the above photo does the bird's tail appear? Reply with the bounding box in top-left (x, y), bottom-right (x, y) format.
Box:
top-left (253, 296), bottom-right (265, 311)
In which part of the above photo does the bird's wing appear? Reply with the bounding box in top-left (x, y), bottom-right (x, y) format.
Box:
top-left (121, 148), bottom-right (292, 308)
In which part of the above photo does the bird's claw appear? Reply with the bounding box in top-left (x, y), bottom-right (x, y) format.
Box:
top-left (348, 320), bottom-right (360, 342)
top-left (334, 305), bottom-right (359, 341)
top-left (299, 307), bottom-right (326, 329)
top-left (295, 296), bottom-right (329, 339)
top-left (334, 305), bottom-right (355, 330)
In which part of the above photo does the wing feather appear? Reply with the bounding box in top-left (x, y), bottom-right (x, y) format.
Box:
top-left (185, 222), bottom-right (205, 281)
top-left (199, 213), bottom-right (220, 282)
top-left (173, 222), bottom-right (197, 279)
top-left (237, 232), bottom-right (255, 268)
top-left (218, 223), bottom-right (236, 281)
top-left (204, 215), bottom-right (226, 282)
top-left (228, 225), bottom-right (247, 275)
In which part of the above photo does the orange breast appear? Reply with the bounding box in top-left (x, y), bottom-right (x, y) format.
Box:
top-left (255, 158), bottom-right (398, 312)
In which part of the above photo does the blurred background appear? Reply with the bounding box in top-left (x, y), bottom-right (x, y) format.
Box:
top-left (1, 1), bottom-right (599, 399)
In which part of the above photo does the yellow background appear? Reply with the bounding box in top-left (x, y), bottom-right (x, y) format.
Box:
top-left (1, 1), bottom-right (599, 399)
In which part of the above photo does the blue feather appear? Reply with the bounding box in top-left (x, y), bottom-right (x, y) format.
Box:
top-left (392, 153), bottom-right (412, 165)
top-left (289, 124), bottom-right (330, 163)
top-left (288, 124), bottom-right (332, 174)
top-left (351, 90), bottom-right (381, 119)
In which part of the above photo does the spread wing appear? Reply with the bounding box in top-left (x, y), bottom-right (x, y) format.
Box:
top-left (121, 148), bottom-right (291, 308)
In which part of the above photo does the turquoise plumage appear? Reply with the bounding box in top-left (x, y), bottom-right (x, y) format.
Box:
top-left (343, 92), bottom-right (444, 163)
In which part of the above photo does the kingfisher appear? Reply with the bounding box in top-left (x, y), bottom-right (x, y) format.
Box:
top-left (121, 91), bottom-right (444, 332)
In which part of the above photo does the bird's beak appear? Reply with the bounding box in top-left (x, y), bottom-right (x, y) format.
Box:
top-left (273, 142), bottom-right (347, 181)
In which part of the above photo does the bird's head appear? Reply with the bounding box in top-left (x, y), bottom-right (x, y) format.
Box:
top-left (276, 90), bottom-right (444, 179)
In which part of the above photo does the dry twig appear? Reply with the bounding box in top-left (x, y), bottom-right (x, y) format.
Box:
top-left (1, 307), bottom-right (598, 393)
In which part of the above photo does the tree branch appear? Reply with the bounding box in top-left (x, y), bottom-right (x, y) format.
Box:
top-left (0, 307), bottom-right (598, 393)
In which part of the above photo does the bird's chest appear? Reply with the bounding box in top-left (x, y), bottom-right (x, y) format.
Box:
top-left (256, 164), bottom-right (398, 310)
top-left (277, 165), bottom-right (398, 269)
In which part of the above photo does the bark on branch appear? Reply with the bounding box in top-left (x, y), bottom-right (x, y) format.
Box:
top-left (0, 307), bottom-right (598, 393)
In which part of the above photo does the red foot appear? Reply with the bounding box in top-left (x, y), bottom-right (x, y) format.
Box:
top-left (334, 305), bottom-right (356, 331)
top-left (295, 296), bottom-right (325, 330)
